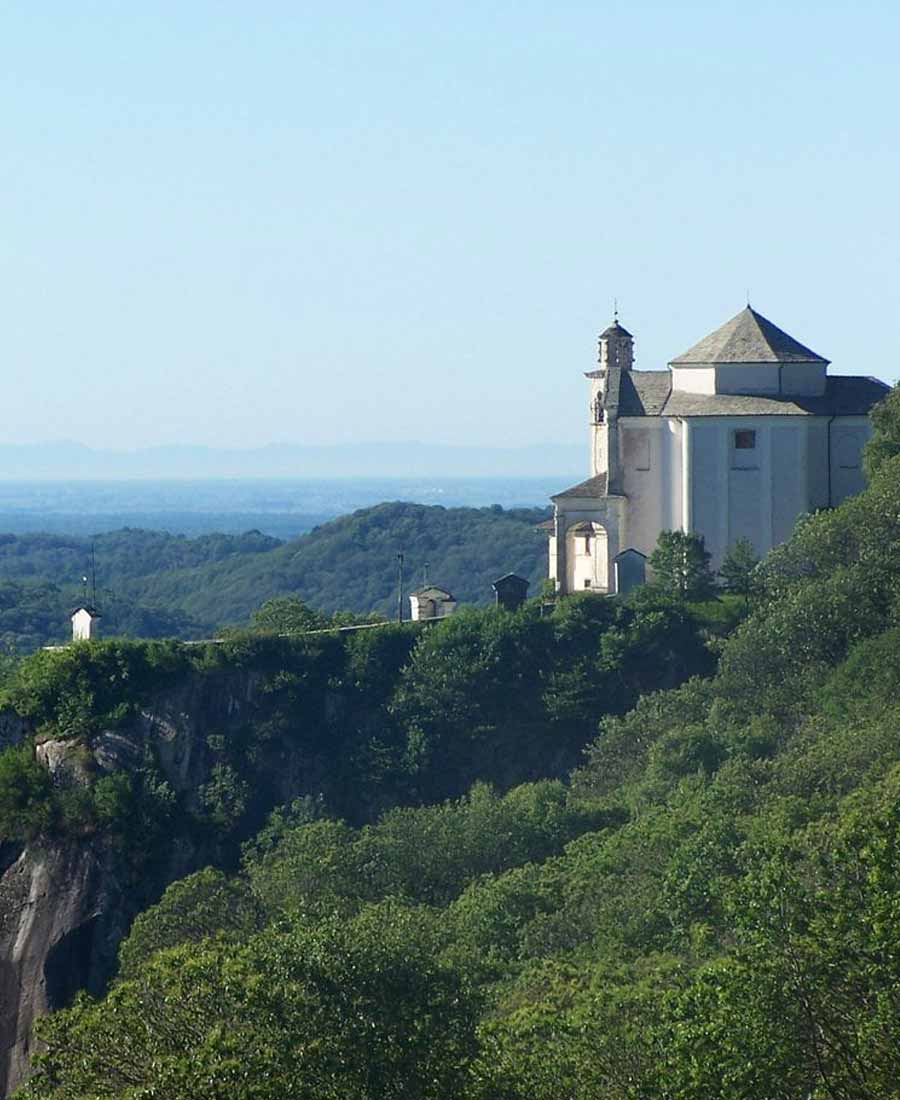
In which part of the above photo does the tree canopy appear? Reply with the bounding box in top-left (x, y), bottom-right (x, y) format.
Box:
top-left (648, 529), bottom-right (715, 600)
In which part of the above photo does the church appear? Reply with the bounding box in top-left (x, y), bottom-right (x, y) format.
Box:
top-left (548, 306), bottom-right (889, 595)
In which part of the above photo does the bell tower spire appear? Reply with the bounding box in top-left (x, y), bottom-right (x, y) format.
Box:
top-left (597, 315), bottom-right (634, 371)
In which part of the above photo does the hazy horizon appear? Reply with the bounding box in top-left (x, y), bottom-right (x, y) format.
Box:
top-left (0, 475), bottom-right (559, 539)
top-left (0, 439), bottom-right (585, 481)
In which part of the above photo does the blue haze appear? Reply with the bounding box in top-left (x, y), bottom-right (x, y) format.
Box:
top-left (0, 479), bottom-right (557, 539)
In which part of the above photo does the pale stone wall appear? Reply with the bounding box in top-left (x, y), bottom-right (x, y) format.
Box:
top-left (830, 417), bottom-right (870, 504)
top-left (807, 420), bottom-right (830, 509)
top-left (671, 366), bottom-right (716, 394)
top-left (781, 362), bottom-right (827, 395)
top-left (619, 419), bottom-right (683, 558)
top-left (677, 414), bottom-right (873, 568)
top-left (672, 362), bottom-right (828, 397)
top-left (771, 423), bottom-right (809, 547)
top-left (713, 364), bottom-right (780, 395)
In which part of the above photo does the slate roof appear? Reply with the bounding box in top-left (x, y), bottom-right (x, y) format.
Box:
top-left (411, 586), bottom-right (455, 600)
top-left (600, 320), bottom-right (632, 339)
top-left (616, 372), bottom-right (888, 418)
top-left (71, 605), bottom-right (102, 618)
top-left (671, 307), bottom-right (827, 365)
top-left (492, 573), bottom-right (530, 589)
top-left (618, 371), bottom-right (671, 415)
top-left (551, 473), bottom-right (609, 500)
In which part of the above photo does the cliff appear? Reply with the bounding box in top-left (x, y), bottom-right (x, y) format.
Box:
top-left (0, 593), bottom-right (714, 1097)
top-left (0, 663), bottom-right (332, 1098)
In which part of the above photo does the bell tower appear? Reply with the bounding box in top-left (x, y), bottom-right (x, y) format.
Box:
top-left (589, 316), bottom-right (633, 485)
top-left (597, 318), bottom-right (633, 371)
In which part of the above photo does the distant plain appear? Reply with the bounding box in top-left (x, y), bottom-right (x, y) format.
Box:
top-left (0, 478), bottom-right (565, 538)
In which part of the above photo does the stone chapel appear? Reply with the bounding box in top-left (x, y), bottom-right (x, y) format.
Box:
top-left (548, 306), bottom-right (889, 595)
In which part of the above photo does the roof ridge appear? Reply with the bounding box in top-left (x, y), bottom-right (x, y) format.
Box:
top-left (671, 306), bottom-right (828, 365)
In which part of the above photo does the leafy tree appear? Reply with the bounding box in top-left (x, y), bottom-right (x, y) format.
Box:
top-left (118, 868), bottom-right (264, 980)
top-left (648, 530), bottom-right (715, 601)
top-left (250, 595), bottom-right (328, 633)
top-left (199, 762), bottom-right (250, 830)
top-left (864, 381), bottom-right (900, 478)
top-left (0, 741), bottom-right (53, 839)
top-left (23, 905), bottom-right (482, 1100)
top-left (718, 536), bottom-right (759, 596)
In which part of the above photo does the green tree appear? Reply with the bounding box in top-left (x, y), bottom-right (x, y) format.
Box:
top-left (0, 741), bottom-right (53, 839)
top-left (118, 868), bottom-right (264, 980)
top-left (648, 530), bottom-right (715, 601)
top-left (864, 382), bottom-right (900, 478)
top-left (23, 904), bottom-right (482, 1100)
top-left (718, 536), bottom-right (759, 597)
top-left (250, 595), bottom-right (328, 634)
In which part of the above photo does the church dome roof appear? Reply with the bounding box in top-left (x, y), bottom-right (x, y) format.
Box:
top-left (670, 306), bottom-right (827, 365)
top-left (599, 320), bottom-right (632, 339)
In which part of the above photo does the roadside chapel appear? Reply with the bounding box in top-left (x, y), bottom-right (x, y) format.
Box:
top-left (548, 306), bottom-right (889, 595)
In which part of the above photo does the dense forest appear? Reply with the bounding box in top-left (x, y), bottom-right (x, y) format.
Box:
top-left (0, 504), bottom-right (549, 651)
top-left (3, 391), bottom-right (900, 1098)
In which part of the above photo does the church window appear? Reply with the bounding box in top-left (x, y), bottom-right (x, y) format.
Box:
top-left (734, 430), bottom-right (756, 450)
top-left (583, 534), bottom-right (592, 554)
top-left (583, 579), bottom-right (592, 589)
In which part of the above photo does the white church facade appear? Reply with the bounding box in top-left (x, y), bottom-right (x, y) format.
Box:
top-left (549, 306), bottom-right (889, 595)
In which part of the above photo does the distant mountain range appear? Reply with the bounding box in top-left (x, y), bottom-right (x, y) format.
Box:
top-left (0, 441), bottom-right (585, 480)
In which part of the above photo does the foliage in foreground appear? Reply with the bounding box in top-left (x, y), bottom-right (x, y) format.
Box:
top-left (21, 905), bottom-right (481, 1100)
top-left (14, 452), bottom-right (900, 1098)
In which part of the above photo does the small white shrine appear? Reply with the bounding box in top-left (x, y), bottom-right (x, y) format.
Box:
top-left (71, 605), bottom-right (101, 642)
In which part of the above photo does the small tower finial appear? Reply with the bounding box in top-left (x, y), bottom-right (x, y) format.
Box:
top-left (613, 297), bottom-right (618, 323)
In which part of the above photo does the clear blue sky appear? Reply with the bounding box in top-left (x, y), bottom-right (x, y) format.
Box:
top-left (2, 2), bottom-right (898, 450)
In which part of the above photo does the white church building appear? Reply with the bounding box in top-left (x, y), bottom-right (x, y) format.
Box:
top-left (549, 306), bottom-right (889, 595)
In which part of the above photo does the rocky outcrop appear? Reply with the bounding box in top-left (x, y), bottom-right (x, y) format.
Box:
top-left (0, 665), bottom-right (326, 1098)
top-left (0, 841), bottom-right (116, 1093)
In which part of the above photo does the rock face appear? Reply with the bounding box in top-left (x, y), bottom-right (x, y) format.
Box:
top-left (0, 841), bottom-right (122, 1094)
top-left (0, 665), bottom-right (327, 1099)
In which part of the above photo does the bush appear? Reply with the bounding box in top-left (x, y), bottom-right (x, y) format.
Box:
top-left (0, 741), bottom-right (53, 839)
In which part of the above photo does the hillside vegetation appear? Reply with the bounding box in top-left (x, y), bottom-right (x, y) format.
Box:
top-left (6, 395), bottom-right (900, 1099)
top-left (0, 504), bottom-right (549, 650)
top-left (0, 588), bottom-right (714, 843)
top-left (7, 436), bottom-right (900, 1098)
